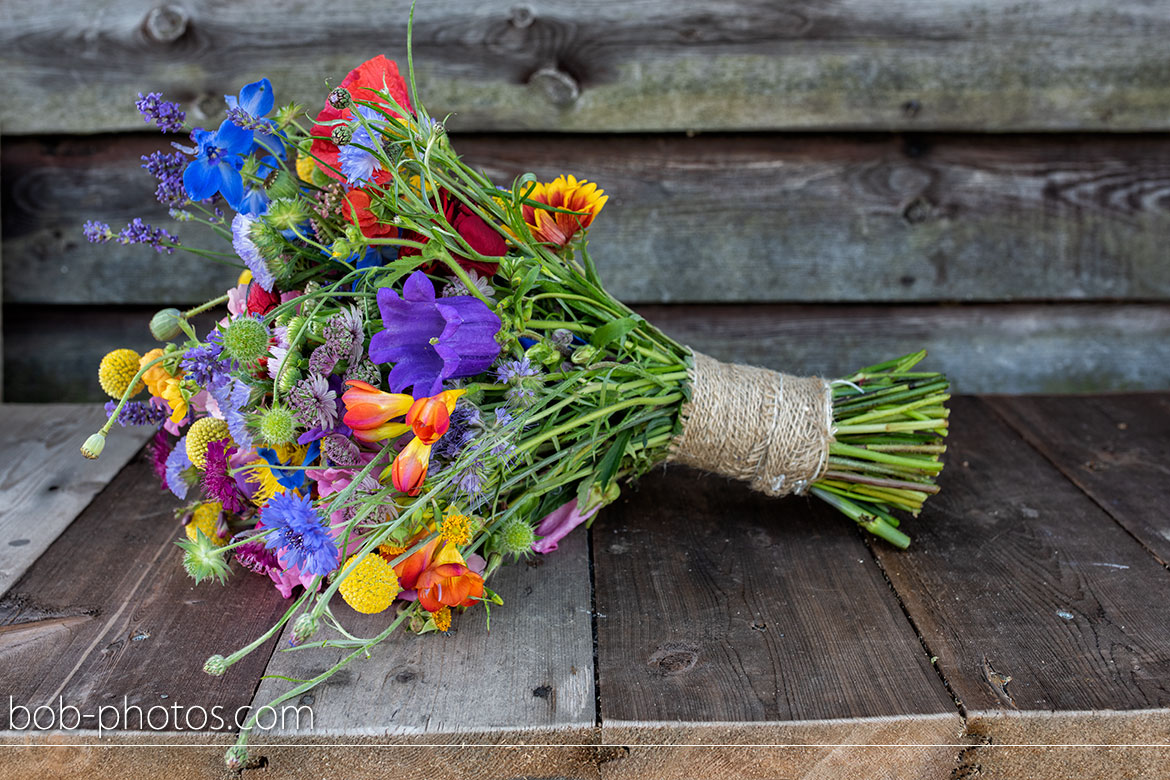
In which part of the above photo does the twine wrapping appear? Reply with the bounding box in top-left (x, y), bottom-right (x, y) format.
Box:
top-left (668, 351), bottom-right (834, 497)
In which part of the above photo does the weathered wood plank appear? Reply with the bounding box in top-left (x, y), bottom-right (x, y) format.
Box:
top-left (0, 450), bottom-right (288, 733)
top-left (244, 530), bottom-right (596, 776)
top-left (869, 396), bottom-right (1170, 773)
top-left (986, 393), bottom-right (1170, 565)
top-left (4, 1), bottom-right (1170, 133)
top-left (2, 307), bottom-right (217, 403)
top-left (0, 404), bottom-right (150, 596)
top-left (592, 467), bottom-right (962, 778)
top-left (6, 303), bottom-right (1169, 403)
top-left (8, 133), bottom-right (1170, 305)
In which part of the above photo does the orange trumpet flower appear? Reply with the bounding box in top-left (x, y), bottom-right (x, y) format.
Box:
top-left (341, 380), bottom-right (413, 443)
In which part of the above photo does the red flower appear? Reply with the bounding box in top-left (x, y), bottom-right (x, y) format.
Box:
top-left (246, 283), bottom-right (281, 316)
top-left (401, 189), bottom-right (505, 276)
top-left (343, 188), bottom-right (397, 239)
top-left (310, 56), bottom-right (413, 183)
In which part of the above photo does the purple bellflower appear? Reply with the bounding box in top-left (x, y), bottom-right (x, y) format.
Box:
top-left (368, 271), bottom-right (501, 396)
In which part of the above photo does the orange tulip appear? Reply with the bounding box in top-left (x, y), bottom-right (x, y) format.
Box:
top-left (394, 538), bottom-right (484, 612)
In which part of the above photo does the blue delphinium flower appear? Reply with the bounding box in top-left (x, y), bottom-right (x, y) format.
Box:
top-left (225, 78), bottom-right (285, 158)
top-left (261, 491), bottom-right (339, 578)
top-left (183, 120), bottom-right (254, 208)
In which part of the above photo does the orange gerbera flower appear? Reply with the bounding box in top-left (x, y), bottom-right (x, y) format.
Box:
top-left (521, 175), bottom-right (608, 247)
top-left (393, 537), bottom-right (484, 612)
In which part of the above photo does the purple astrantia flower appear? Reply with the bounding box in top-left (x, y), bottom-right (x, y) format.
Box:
top-left (136, 92), bottom-right (186, 133)
top-left (141, 150), bottom-right (189, 207)
top-left (165, 435), bottom-right (193, 499)
top-left (231, 213), bottom-right (275, 291)
top-left (532, 498), bottom-right (603, 554)
top-left (203, 440), bottom-right (245, 513)
top-left (322, 306), bottom-right (364, 365)
top-left (289, 373), bottom-right (338, 431)
top-left (105, 399), bottom-right (167, 427)
top-left (184, 120), bottom-right (253, 207)
top-left (369, 271), bottom-right (501, 396)
top-left (261, 492), bottom-right (340, 578)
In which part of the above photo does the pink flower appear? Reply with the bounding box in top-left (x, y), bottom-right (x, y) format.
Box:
top-left (533, 498), bottom-right (603, 554)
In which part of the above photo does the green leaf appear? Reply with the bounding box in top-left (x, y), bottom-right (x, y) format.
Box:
top-left (596, 429), bottom-right (633, 489)
top-left (589, 316), bottom-right (642, 350)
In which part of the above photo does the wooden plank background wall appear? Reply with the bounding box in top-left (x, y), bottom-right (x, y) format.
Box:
top-left (3, 0), bottom-right (1170, 400)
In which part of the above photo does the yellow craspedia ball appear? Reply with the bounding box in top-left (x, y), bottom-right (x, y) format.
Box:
top-left (186, 417), bottom-right (232, 470)
top-left (98, 349), bottom-right (145, 399)
top-left (339, 553), bottom-right (400, 615)
top-left (187, 501), bottom-right (228, 546)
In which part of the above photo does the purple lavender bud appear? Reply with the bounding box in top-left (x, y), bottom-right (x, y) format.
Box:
top-left (135, 92), bottom-right (187, 133)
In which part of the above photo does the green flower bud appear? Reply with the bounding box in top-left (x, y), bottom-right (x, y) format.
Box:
top-left (80, 432), bottom-right (107, 460)
top-left (203, 654), bottom-right (227, 677)
top-left (495, 518), bottom-right (536, 560)
top-left (328, 87), bottom-right (352, 110)
top-left (224, 745), bottom-right (248, 771)
top-left (331, 124), bottom-right (353, 146)
top-left (266, 198), bottom-right (309, 232)
top-left (150, 308), bottom-right (185, 341)
top-left (571, 345), bottom-right (603, 365)
top-left (257, 404), bottom-right (298, 446)
top-left (291, 613), bottom-right (318, 646)
top-left (221, 317), bottom-right (269, 366)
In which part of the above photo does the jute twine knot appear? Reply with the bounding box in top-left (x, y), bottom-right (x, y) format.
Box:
top-left (668, 351), bottom-right (834, 497)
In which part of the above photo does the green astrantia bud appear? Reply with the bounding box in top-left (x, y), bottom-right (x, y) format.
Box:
top-left (224, 745), bottom-right (248, 771)
top-left (220, 317), bottom-right (269, 366)
top-left (266, 198), bottom-right (309, 232)
top-left (257, 404), bottom-right (298, 446)
top-left (80, 432), bottom-right (107, 460)
top-left (150, 308), bottom-right (185, 341)
top-left (331, 124), bottom-right (353, 146)
top-left (203, 654), bottom-right (228, 677)
top-left (495, 518), bottom-right (536, 560)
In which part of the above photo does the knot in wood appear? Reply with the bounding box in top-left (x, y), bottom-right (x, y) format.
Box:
top-left (143, 5), bottom-right (189, 43)
top-left (509, 4), bottom-right (536, 28)
top-left (529, 67), bottom-right (580, 108)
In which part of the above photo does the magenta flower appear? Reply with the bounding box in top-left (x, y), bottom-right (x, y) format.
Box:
top-left (368, 271), bottom-right (501, 396)
top-left (533, 498), bottom-right (603, 554)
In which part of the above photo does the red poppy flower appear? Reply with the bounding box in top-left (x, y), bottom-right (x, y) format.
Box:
top-left (343, 188), bottom-right (397, 239)
top-left (310, 56), bottom-right (413, 183)
top-left (401, 189), bottom-right (505, 276)
top-left (246, 283), bottom-right (281, 316)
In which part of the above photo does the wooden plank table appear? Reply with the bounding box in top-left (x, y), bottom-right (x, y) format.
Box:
top-left (1, 395), bottom-right (1169, 779)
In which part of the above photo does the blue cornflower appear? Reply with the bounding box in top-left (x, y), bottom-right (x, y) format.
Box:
top-left (182, 342), bottom-right (230, 388)
top-left (165, 435), bottom-right (193, 499)
top-left (183, 120), bottom-right (254, 208)
top-left (135, 92), bottom-right (186, 133)
top-left (337, 106), bottom-right (384, 186)
top-left (261, 492), bottom-right (339, 578)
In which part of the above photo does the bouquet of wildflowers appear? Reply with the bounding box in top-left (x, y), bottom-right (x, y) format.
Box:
top-left (82, 46), bottom-right (949, 764)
